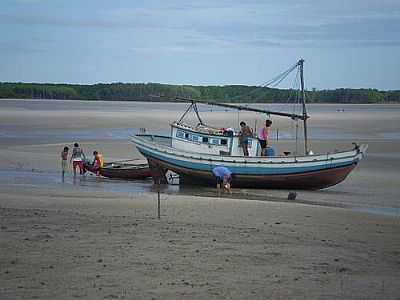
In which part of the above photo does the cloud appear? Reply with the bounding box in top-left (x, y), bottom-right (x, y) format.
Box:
top-left (0, 42), bottom-right (45, 54)
top-left (106, 1), bottom-right (400, 48)
top-left (2, 0), bottom-right (399, 51)
top-left (269, 17), bottom-right (400, 47)
top-left (0, 13), bottom-right (121, 29)
top-left (15, 0), bottom-right (48, 3)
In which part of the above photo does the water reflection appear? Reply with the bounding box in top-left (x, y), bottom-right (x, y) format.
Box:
top-left (1, 169), bottom-right (398, 217)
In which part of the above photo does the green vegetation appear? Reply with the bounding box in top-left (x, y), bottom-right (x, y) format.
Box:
top-left (1, 82), bottom-right (399, 103)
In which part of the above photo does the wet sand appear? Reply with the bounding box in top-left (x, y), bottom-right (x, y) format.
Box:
top-left (1, 100), bottom-right (400, 299)
top-left (1, 186), bottom-right (400, 299)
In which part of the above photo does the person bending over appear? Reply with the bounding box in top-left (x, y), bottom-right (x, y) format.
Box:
top-left (212, 166), bottom-right (232, 196)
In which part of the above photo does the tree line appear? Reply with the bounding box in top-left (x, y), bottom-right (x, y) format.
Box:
top-left (0, 82), bottom-right (399, 103)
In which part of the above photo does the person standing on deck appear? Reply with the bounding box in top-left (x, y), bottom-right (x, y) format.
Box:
top-left (212, 166), bottom-right (232, 196)
top-left (61, 146), bottom-right (69, 180)
top-left (70, 142), bottom-right (86, 176)
top-left (239, 121), bottom-right (253, 156)
top-left (258, 119), bottom-right (272, 156)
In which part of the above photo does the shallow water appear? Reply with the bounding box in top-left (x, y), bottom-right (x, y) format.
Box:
top-left (0, 169), bottom-right (398, 217)
top-left (1, 99), bottom-right (400, 217)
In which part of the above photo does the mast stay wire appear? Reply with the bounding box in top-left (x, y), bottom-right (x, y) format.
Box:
top-left (289, 68), bottom-right (302, 152)
top-left (283, 67), bottom-right (301, 149)
top-left (230, 61), bottom-right (300, 101)
top-left (228, 61), bottom-right (302, 143)
top-left (290, 68), bottom-right (301, 115)
top-left (259, 62), bottom-right (300, 88)
top-left (177, 60), bottom-right (305, 128)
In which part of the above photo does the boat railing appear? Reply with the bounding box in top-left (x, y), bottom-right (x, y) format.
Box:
top-left (172, 121), bottom-right (255, 138)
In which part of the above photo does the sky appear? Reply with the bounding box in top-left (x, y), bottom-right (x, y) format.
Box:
top-left (0, 0), bottom-right (399, 90)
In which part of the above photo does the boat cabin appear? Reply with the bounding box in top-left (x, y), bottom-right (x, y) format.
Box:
top-left (171, 121), bottom-right (258, 156)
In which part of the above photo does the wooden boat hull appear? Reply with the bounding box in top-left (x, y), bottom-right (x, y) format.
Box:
top-left (148, 157), bottom-right (356, 189)
top-left (132, 134), bottom-right (367, 190)
top-left (84, 162), bottom-right (152, 180)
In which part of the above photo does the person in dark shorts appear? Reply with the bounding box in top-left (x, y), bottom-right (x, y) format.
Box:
top-left (258, 119), bottom-right (272, 156)
top-left (239, 121), bottom-right (253, 156)
top-left (212, 166), bottom-right (232, 195)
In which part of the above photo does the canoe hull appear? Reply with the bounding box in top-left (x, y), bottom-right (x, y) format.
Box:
top-left (100, 167), bottom-right (152, 180)
top-left (85, 162), bottom-right (151, 180)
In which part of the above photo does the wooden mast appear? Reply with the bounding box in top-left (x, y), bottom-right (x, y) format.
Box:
top-left (156, 59), bottom-right (310, 153)
top-left (298, 59), bottom-right (309, 155)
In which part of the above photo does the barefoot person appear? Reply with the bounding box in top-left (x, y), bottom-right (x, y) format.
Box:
top-left (212, 166), bottom-right (232, 196)
top-left (239, 121), bottom-right (253, 156)
top-left (92, 151), bottom-right (104, 176)
top-left (70, 143), bottom-right (86, 176)
top-left (258, 119), bottom-right (272, 156)
top-left (61, 146), bottom-right (69, 180)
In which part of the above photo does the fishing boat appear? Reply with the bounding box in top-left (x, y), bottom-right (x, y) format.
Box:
top-left (131, 59), bottom-right (367, 190)
top-left (84, 160), bottom-right (151, 180)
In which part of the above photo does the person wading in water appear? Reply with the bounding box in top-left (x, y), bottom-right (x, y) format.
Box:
top-left (70, 142), bottom-right (86, 176)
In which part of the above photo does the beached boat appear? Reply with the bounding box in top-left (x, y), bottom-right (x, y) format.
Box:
top-left (131, 59), bottom-right (367, 190)
top-left (84, 160), bottom-right (151, 180)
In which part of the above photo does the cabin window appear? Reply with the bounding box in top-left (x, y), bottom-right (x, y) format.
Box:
top-left (202, 137), bottom-right (209, 143)
top-left (211, 138), bottom-right (219, 145)
top-left (192, 135), bottom-right (199, 142)
top-left (184, 133), bottom-right (189, 139)
top-left (176, 129), bottom-right (184, 138)
top-left (221, 139), bottom-right (227, 145)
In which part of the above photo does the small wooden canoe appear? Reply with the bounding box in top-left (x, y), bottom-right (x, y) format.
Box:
top-left (84, 160), bottom-right (151, 180)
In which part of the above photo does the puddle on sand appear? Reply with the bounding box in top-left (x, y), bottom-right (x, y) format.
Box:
top-left (0, 169), bottom-right (154, 194)
top-left (0, 169), bottom-right (399, 217)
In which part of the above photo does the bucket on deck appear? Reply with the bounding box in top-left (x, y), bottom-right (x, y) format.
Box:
top-left (266, 146), bottom-right (275, 157)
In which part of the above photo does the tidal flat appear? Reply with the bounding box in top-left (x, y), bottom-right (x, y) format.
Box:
top-left (0, 99), bottom-right (399, 299)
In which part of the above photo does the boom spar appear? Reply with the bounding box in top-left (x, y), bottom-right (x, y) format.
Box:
top-left (174, 96), bottom-right (308, 121)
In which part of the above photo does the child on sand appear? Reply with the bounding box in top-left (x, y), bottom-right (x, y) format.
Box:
top-left (61, 146), bottom-right (69, 178)
top-left (92, 151), bottom-right (104, 176)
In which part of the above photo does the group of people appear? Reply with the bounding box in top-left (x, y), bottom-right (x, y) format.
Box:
top-left (213, 119), bottom-right (273, 194)
top-left (60, 143), bottom-right (103, 177)
top-left (59, 120), bottom-right (271, 193)
top-left (239, 119), bottom-right (272, 156)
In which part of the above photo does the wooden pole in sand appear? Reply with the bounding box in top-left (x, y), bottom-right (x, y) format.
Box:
top-left (157, 179), bottom-right (161, 219)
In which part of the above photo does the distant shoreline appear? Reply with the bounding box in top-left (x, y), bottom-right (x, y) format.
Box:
top-left (1, 98), bottom-right (400, 105)
top-left (1, 82), bottom-right (399, 104)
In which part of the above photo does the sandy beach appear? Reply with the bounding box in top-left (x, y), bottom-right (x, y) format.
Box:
top-left (1, 99), bottom-right (400, 299)
top-left (1, 185), bottom-right (400, 299)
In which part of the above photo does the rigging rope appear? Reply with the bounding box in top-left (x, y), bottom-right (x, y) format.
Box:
top-left (230, 62), bottom-right (300, 101)
top-left (259, 62), bottom-right (300, 88)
